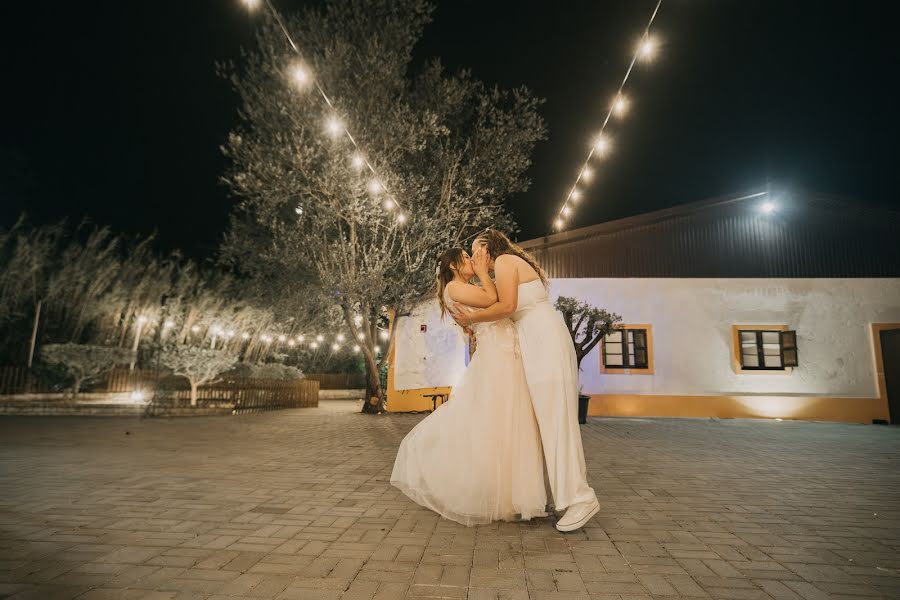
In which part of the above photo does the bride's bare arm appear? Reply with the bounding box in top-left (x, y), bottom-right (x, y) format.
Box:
top-left (455, 255), bottom-right (519, 325)
top-left (446, 280), bottom-right (498, 309)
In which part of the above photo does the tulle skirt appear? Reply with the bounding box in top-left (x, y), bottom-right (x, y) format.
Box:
top-left (390, 319), bottom-right (548, 526)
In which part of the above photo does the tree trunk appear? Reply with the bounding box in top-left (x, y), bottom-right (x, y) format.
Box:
top-left (190, 381), bottom-right (199, 407)
top-left (27, 299), bottom-right (42, 368)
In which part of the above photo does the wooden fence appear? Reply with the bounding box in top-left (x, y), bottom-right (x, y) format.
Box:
top-left (0, 366), bottom-right (318, 411)
top-left (305, 373), bottom-right (366, 389)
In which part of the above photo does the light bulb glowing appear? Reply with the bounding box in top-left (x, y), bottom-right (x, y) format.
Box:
top-left (357, 333), bottom-right (365, 341)
top-left (639, 36), bottom-right (656, 60)
top-left (351, 153), bottom-right (365, 170)
top-left (396, 213), bottom-right (408, 224)
top-left (325, 116), bottom-right (343, 137)
top-left (353, 314), bottom-right (363, 326)
top-left (316, 334), bottom-right (324, 342)
top-left (336, 333), bottom-right (345, 342)
top-left (310, 342), bottom-right (319, 349)
top-left (374, 345), bottom-right (381, 353)
top-left (137, 316), bottom-right (148, 325)
top-left (288, 339), bottom-right (296, 347)
top-left (581, 167), bottom-right (593, 182)
top-left (278, 335), bottom-right (287, 343)
top-left (290, 64), bottom-right (309, 88)
top-left (379, 330), bottom-right (390, 341)
top-left (261, 335), bottom-right (272, 343)
top-left (761, 202), bottom-right (776, 214)
top-left (226, 330), bottom-right (235, 338)
top-left (554, 218), bottom-right (565, 230)
top-left (570, 189), bottom-right (582, 202)
top-left (332, 343), bottom-right (340, 351)
top-left (612, 95), bottom-right (629, 117)
top-left (241, 332), bottom-right (250, 340)
top-left (191, 325), bottom-right (201, 333)
top-left (593, 135), bottom-right (610, 155)
top-left (213, 326), bottom-right (224, 335)
top-left (242, 0), bottom-right (260, 10)
top-left (368, 179), bottom-right (383, 195)
top-left (562, 206), bottom-right (572, 217)
top-left (383, 198), bottom-right (395, 210)
top-left (163, 320), bottom-right (175, 329)
top-left (353, 344), bottom-right (361, 353)
top-left (298, 335), bottom-right (305, 343)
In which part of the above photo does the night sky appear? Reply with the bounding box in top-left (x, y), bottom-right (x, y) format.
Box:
top-left (1, 1), bottom-right (896, 260)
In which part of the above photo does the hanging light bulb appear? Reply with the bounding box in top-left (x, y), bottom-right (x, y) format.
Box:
top-left (289, 63), bottom-right (310, 88)
top-left (325, 116), bottom-right (343, 137)
top-left (639, 36), bottom-right (656, 61)
top-left (593, 135), bottom-right (610, 155)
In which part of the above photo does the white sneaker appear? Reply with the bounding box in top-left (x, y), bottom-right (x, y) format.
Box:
top-left (555, 499), bottom-right (600, 532)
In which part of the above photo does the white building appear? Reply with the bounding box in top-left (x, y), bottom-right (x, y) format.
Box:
top-left (387, 189), bottom-right (900, 423)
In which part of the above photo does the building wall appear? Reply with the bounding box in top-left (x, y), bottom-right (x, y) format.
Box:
top-left (388, 278), bottom-right (900, 422)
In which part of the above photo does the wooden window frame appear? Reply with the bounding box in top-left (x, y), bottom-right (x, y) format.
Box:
top-left (731, 324), bottom-right (796, 374)
top-left (601, 324), bottom-right (654, 375)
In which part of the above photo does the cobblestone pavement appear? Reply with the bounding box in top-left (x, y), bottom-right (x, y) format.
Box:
top-left (1, 401), bottom-right (899, 600)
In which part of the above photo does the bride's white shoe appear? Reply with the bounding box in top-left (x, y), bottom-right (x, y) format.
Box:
top-left (555, 498), bottom-right (600, 532)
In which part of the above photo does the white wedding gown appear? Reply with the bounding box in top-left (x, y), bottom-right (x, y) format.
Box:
top-left (390, 288), bottom-right (548, 526)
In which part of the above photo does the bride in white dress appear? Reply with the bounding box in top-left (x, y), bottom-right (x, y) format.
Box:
top-left (390, 246), bottom-right (548, 526)
top-left (453, 230), bottom-right (600, 532)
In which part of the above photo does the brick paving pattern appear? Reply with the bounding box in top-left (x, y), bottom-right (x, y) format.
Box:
top-left (1, 401), bottom-right (898, 599)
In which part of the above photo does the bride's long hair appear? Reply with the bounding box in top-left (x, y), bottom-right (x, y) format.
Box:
top-left (435, 247), bottom-right (467, 319)
top-left (473, 229), bottom-right (548, 287)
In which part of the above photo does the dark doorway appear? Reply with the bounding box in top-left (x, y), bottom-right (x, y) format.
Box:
top-left (880, 329), bottom-right (900, 424)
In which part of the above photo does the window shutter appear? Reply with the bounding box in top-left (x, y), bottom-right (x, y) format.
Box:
top-left (781, 330), bottom-right (799, 367)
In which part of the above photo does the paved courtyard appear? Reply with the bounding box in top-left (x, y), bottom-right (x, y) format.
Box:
top-left (1, 402), bottom-right (898, 600)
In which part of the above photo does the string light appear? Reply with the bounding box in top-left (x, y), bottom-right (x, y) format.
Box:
top-left (242, 332), bottom-right (251, 340)
top-left (332, 343), bottom-right (341, 351)
top-left (278, 334), bottom-right (287, 342)
top-left (336, 333), bottom-right (345, 342)
top-left (310, 341), bottom-right (319, 349)
top-left (191, 325), bottom-right (201, 333)
top-left (289, 63), bottom-right (310, 88)
top-left (298, 335), bottom-right (305, 342)
top-left (288, 339), bottom-right (296, 347)
top-left (353, 344), bottom-right (361, 353)
top-left (163, 320), bottom-right (175, 329)
top-left (612, 94), bottom-right (629, 117)
top-left (249, 0), bottom-right (410, 225)
top-left (368, 179), bottom-right (383, 195)
top-left (357, 333), bottom-right (365, 341)
top-left (553, 0), bottom-right (662, 231)
top-left (383, 198), bottom-right (395, 210)
top-left (325, 116), bottom-right (344, 137)
top-left (316, 334), bottom-right (324, 342)
top-left (261, 334), bottom-right (272, 343)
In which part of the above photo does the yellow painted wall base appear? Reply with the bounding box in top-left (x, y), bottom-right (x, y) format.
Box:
top-left (588, 394), bottom-right (888, 424)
